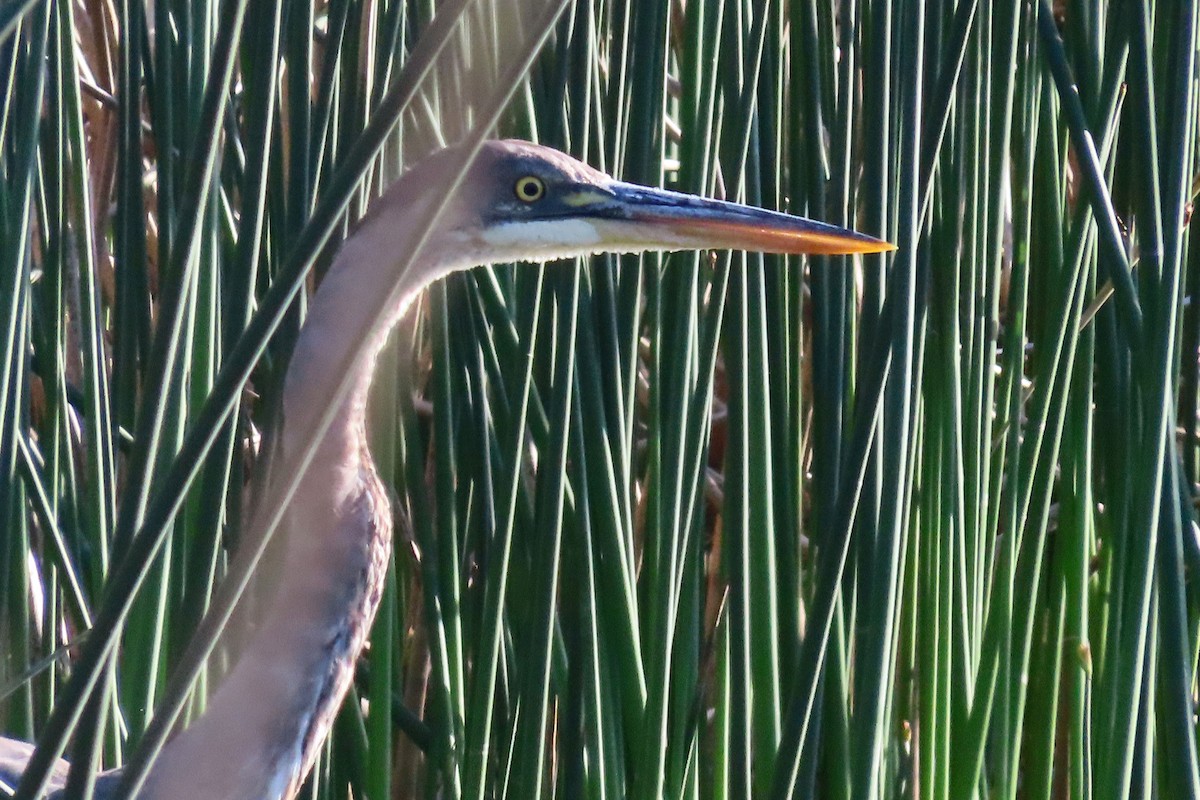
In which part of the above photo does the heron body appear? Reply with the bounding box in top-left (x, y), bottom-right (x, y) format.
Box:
top-left (1, 140), bottom-right (891, 799)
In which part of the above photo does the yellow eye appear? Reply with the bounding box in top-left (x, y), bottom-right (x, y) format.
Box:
top-left (514, 176), bottom-right (546, 202)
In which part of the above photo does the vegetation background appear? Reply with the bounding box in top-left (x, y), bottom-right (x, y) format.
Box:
top-left (1, 0), bottom-right (1198, 798)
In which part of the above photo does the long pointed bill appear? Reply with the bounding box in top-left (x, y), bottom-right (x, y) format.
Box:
top-left (600, 182), bottom-right (895, 255)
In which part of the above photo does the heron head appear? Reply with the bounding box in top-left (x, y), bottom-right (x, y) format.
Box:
top-left (455, 139), bottom-right (895, 263)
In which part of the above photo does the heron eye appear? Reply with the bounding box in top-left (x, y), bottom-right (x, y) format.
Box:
top-left (514, 176), bottom-right (546, 203)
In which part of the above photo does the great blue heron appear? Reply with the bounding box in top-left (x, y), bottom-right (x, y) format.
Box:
top-left (0, 140), bottom-right (892, 800)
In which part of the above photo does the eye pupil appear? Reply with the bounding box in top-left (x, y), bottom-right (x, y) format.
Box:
top-left (516, 176), bottom-right (545, 202)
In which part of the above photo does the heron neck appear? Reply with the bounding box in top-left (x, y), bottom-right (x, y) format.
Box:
top-left (142, 221), bottom-right (454, 800)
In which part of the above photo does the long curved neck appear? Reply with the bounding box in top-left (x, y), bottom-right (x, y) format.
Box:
top-left (140, 200), bottom-right (456, 800)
